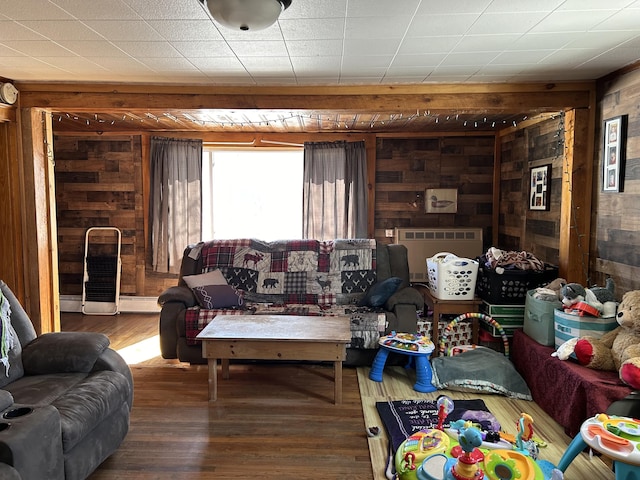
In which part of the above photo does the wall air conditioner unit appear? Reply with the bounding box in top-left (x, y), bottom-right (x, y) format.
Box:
top-left (394, 227), bottom-right (484, 282)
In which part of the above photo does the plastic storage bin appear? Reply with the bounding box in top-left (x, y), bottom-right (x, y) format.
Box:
top-left (475, 263), bottom-right (559, 305)
top-left (554, 309), bottom-right (619, 349)
top-left (427, 252), bottom-right (478, 300)
top-left (523, 289), bottom-right (562, 346)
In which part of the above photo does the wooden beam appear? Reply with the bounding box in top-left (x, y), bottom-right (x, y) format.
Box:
top-left (560, 108), bottom-right (594, 284)
top-left (20, 108), bottom-right (59, 334)
top-left (16, 82), bottom-right (594, 113)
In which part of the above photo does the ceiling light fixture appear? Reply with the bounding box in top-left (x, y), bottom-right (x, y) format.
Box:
top-left (204, 0), bottom-right (292, 31)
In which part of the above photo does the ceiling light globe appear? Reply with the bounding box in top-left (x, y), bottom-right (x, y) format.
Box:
top-left (206, 0), bottom-right (291, 31)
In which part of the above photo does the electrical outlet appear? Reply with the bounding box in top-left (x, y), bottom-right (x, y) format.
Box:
top-left (385, 229), bottom-right (394, 238)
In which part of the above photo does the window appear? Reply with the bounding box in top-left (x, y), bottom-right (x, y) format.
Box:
top-left (202, 148), bottom-right (303, 241)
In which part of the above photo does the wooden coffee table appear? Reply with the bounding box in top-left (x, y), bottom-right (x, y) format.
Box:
top-left (196, 314), bottom-right (351, 404)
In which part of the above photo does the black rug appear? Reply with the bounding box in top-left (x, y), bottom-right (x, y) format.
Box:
top-left (375, 398), bottom-right (498, 454)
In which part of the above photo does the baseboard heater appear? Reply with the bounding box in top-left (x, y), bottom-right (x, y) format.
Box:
top-left (394, 227), bottom-right (484, 282)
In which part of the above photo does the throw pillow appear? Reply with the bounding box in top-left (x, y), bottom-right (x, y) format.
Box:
top-left (183, 269), bottom-right (227, 288)
top-left (358, 276), bottom-right (404, 308)
top-left (192, 285), bottom-right (244, 309)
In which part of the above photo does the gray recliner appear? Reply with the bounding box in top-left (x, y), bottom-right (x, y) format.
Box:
top-left (0, 281), bottom-right (133, 480)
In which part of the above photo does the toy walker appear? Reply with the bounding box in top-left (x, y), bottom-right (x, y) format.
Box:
top-left (394, 399), bottom-right (562, 480)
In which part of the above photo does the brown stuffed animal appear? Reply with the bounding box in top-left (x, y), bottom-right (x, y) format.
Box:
top-left (574, 290), bottom-right (640, 389)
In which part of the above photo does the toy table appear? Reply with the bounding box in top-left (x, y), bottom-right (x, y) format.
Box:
top-left (369, 333), bottom-right (436, 393)
top-left (557, 413), bottom-right (640, 480)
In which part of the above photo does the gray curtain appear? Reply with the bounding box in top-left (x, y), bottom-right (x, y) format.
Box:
top-left (302, 141), bottom-right (368, 240)
top-left (150, 137), bottom-right (202, 273)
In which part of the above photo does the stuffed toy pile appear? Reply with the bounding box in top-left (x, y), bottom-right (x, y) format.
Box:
top-left (560, 278), bottom-right (616, 317)
top-left (555, 290), bottom-right (640, 390)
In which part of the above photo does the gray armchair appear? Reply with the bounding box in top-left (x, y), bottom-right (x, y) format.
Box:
top-left (0, 281), bottom-right (133, 480)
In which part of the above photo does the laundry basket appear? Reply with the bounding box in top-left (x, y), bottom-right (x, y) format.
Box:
top-left (427, 252), bottom-right (479, 300)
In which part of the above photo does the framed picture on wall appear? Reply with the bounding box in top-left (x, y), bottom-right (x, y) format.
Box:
top-left (603, 115), bottom-right (626, 192)
top-left (529, 164), bottom-right (550, 211)
top-left (425, 188), bottom-right (458, 213)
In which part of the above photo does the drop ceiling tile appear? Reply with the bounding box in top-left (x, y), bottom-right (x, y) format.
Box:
top-left (189, 56), bottom-right (247, 72)
top-left (506, 32), bottom-right (577, 50)
top-left (90, 57), bottom-right (156, 73)
top-left (290, 55), bottom-right (341, 73)
top-left (593, 9), bottom-right (640, 30)
top-left (55, 40), bottom-right (128, 57)
top-left (341, 55), bottom-right (393, 68)
top-left (490, 50), bottom-right (555, 64)
top-left (566, 31), bottom-right (640, 49)
top-left (0, 21), bottom-right (47, 41)
top-left (440, 52), bottom-right (500, 66)
top-left (138, 57), bottom-right (201, 71)
top-left (453, 35), bottom-right (523, 53)
top-left (385, 66), bottom-right (435, 77)
top-left (284, 0), bottom-right (347, 19)
top-left (226, 41), bottom-right (289, 57)
top-left (558, 0), bottom-right (634, 10)
top-left (51, 0), bottom-right (139, 20)
top-left (345, 16), bottom-right (413, 39)
top-left (392, 54), bottom-right (447, 67)
top-left (2, 41), bottom-right (75, 57)
top-left (536, 48), bottom-right (600, 68)
top-left (0, 1), bottom-right (73, 20)
top-left (124, 0), bottom-right (209, 20)
top-left (341, 65), bottom-right (389, 76)
top-left (398, 36), bottom-right (460, 55)
top-left (529, 10), bottom-right (618, 33)
top-left (343, 39), bottom-right (400, 57)
top-left (18, 20), bottom-right (107, 41)
top-left (36, 56), bottom-right (108, 74)
top-left (83, 20), bottom-right (166, 41)
top-left (347, 0), bottom-right (420, 17)
top-left (407, 14), bottom-right (479, 37)
top-left (146, 20), bottom-right (223, 41)
top-left (279, 18), bottom-right (345, 40)
top-left (0, 44), bottom-right (26, 57)
top-left (416, 0), bottom-right (492, 15)
top-left (484, 0), bottom-right (565, 12)
top-left (113, 41), bottom-right (183, 58)
top-left (172, 41), bottom-right (234, 58)
top-left (286, 39), bottom-right (343, 57)
top-left (467, 12), bottom-right (549, 35)
top-left (241, 56), bottom-right (293, 71)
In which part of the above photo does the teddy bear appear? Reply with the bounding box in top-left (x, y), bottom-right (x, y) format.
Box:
top-left (570, 290), bottom-right (640, 390)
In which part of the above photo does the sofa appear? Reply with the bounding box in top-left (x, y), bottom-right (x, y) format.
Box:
top-left (158, 238), bottom-right (425, 366)
top-left (0, 280), bottom-right (133, 480)
top-left (511, 328), bottom-right (632, 437)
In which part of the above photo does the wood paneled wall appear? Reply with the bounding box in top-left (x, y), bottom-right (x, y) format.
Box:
top-left (592, 68), bottom-right (640, 296)
top-left (54, 136), bottom-right (143, 296)
top-left (497, 117), bottom-right (565, 266)
top-left (374, 136), bottom-right (495, 247)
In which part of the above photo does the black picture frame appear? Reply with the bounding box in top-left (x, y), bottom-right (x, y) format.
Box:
top-left (529, 164), bottom-right (550, 211)
top-left (603, 115), bottom-right (626, 192)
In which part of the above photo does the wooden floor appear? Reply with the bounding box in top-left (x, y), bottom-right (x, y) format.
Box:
top-left (61, 312), bottom-right (614, 479)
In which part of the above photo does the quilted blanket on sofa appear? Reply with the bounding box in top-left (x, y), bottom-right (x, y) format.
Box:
top-left (199, 238), bottom-right (377, 304)
top-left (184, 238), bottom-right (384, 349)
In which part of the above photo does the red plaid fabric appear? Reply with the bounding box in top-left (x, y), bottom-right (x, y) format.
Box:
top-left (185, 307), bottom-right (247, 345)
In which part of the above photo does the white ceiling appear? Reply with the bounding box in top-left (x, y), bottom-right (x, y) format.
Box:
top-left (1, 0), bottom-right (640, 86)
